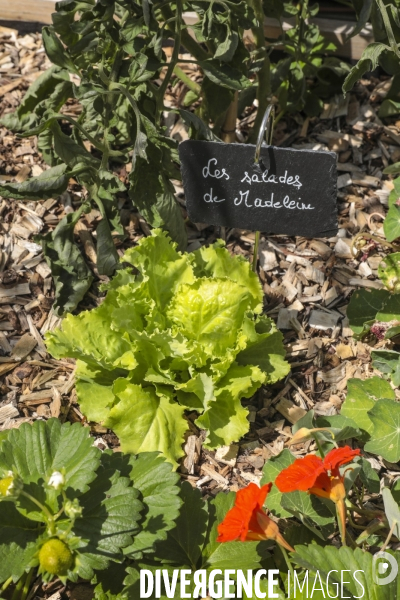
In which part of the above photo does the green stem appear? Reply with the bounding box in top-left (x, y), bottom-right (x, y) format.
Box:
top-left (11, 574), bottom-right (26, 600)
top-left (296, 0), bottom-right (309, 62)
top-left (280, 545), bottom-right (295, 583)
top-left (106, 83), bottom-right (144, 159)
top-left (20, 569), bottom-right (34, 600)
top-left (161, 5), bottom-right (210, 61)
top-left (252, 230), bottom-right (261, 272)
top-left (347, 512), bottom-right (366, 531)
top-left (381, 520), bottom-right (397, 552)
top-left (312, 433), bottom-right (325, 458)
top-left (20, 491), bottom-right (53, 521)
top-left (274, 109), bottom-right (286, 125)
top-left (376, 0), bottom-right (400, 58)
top-left (31, 113), bottom-right (123, 158)
top-left (353, 484), bottom-right (365, 506)
top-left (180, 29), bottom-right (210, 61)
top-left (158, 0), bottom-right (183, 121)
top-left (248, 0), bottom-right (271, 144)
top-left (346, 500), bottom-right (385, 518)
top-left (1, 576), bottom-right (13, 593)
top-left (173, 65), bottom-right (201, 94)
top-left (101, 49), bottom-right (124, 170)
top-left (351, 232), bottom-right (397, 257)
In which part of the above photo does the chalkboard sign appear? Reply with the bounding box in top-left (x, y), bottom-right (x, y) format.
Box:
top-left (179, 140), bottom-right (338, 238)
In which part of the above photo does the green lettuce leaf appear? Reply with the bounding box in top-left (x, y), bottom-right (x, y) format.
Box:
top-left (196, 363), bottom-right (265, 448)
top-left (167, 278), bottom-right (252, 358)
top-left (192, 242), bottom-right (262, 310)
top-left (105, 380), bottom-right (187, 467)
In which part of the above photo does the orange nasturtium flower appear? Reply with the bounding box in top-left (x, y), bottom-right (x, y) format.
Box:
top-left (217, 482), bottom-right (294, 552)
top-left (275, 446), bottom-right (360, 544)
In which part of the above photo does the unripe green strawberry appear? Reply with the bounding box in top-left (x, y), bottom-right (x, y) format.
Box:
top-left (38, 539), bottom-right (73, 575)
top-left (0, 476), bottom-right (13, 496)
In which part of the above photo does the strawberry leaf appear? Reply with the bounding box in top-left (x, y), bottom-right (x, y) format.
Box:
top-left (0, 503), bottom-right (39, 584)
top-left (124, 452), bottom-right (182, 559)
top-left (0, 419), bottom-right (100, 492)
top-left (72, 452), bottom-right (143, 580)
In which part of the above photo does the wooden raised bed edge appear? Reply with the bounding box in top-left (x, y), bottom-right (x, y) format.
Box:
top-left (0, 3), bottom-right (373, 61)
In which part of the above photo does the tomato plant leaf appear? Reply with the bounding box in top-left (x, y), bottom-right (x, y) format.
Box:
top-left (343, 42), bottom-right (389, 94)
top-left (95, 218), bottom-right (119, 277)
top-left (0, 66), bottom-right (71, 133)
top-left (42, 26), bottom-right (79, 73)
top-left (0, 164), bottom-right (72, 201)
top-left (199, 59), bottom-right (252, 90)
top-left (40, 213), bottom-right (94, 316)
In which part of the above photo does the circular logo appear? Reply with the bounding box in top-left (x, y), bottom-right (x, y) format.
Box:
top-left (372, 551), bottom-right (398, 586)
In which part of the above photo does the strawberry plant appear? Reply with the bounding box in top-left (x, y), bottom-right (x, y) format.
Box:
top-left (94, 480), bottom-right (273, 599)
top-left (45, 229), bottom-right (289, 466)
top-left (0, 418), bottom-right (181, 596)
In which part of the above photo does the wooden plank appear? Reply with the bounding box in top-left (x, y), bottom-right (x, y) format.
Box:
top-left (186, 12), bottom-right (373, 60)
top-left (0, 4), bottom-right (373, 60)
top-left (263, 16), bottom-right (374, 61)
top-left (0, 0), bottom-right (55, 24)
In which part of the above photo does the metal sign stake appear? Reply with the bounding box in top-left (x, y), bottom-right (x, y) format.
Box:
top-left (252, 104), bottom-right (275, 272)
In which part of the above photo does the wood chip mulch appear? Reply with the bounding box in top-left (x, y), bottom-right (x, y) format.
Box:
top-left (1, 24), bottom-right (400, 498)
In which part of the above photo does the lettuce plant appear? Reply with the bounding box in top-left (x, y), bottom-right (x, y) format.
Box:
top-left (0, 419), bottom-right (181, 596)
top-left (46, 230), bottom-right (289, 466)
